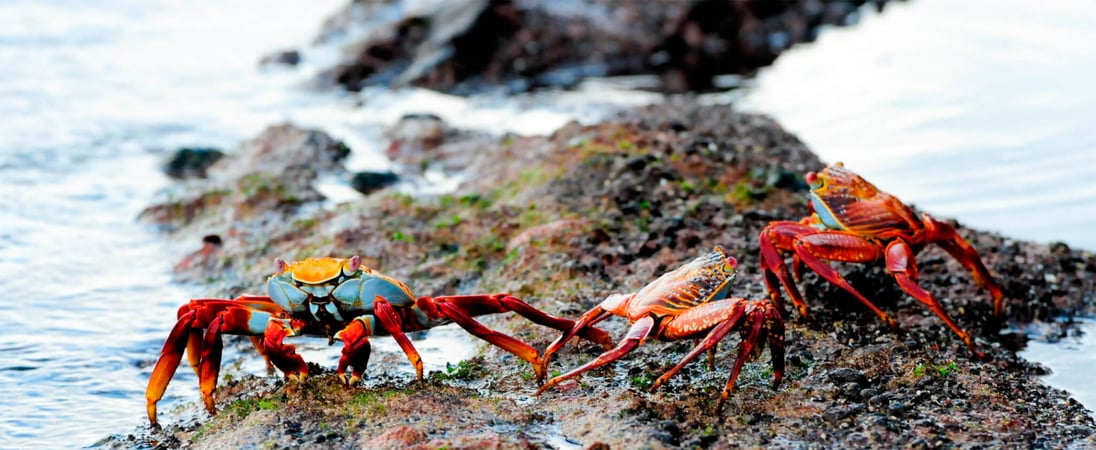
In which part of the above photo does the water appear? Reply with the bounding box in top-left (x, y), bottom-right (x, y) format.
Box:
top-left (2, 0), bottom-right (1094, 448)
top-left (734, 0), bottom-right (1096, 249)
top-left (1019, 320), bottom-right (1096, 415)
top-left (0, 1), bottom-right (376, 447)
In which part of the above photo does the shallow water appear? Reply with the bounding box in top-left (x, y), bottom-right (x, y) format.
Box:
top-left (1, 0), bottom-right (1094, 448)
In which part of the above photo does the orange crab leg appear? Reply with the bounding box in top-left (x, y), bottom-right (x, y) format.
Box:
top-left (922, 214), bottom-right (1005, 318)
top-left (536, 315), bottom-right (656, 395)
top-left (146, 309), bottom-right (196, 427)
top-left (334, 318), bottom-right (373, 384)
top-left (538, 294), bottom-right (623, 379)
top-left (649, 299), bottom-right (782, 396)
top-left (145, 296), bottom-right (284, 427)
top-left (262, 318), bottom-right (308, 381)
top-left (760, 222), bottom-right (817, 318)
top-left (427, 294), bottom-right (613, 348)
top-left (423, 293), bottom-right (614, 383)
top-left (886, 240), bottom-right (986, 359)
top-left (372, 296), bottom-right (425, 381)
top-left (791, 231), bottom-right (899, 330)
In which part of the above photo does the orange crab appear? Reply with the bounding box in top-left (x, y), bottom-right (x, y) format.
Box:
top-left (759, 162), bottom-right (1003, 357)
top-left (536, 246), bottom-right (784, 406)
top-left (145, 256), bottom-right (611, 426)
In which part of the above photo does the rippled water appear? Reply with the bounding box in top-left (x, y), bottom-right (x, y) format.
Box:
top-left (2, 0), bottom-right (1094, 448)
top-left (0, 1), bottom-right (347, 447)
top-left (735, 0), bottom-right (1096, 249)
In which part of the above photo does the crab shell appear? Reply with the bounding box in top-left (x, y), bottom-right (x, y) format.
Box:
top-left (805, 161), bottom-right (920, 239)
top-left (614, 245), bottom-right (739, 322)
top-left (266, 256), bottom-right (423, 326)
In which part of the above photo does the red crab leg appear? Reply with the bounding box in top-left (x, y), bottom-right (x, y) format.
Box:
top-left (539, 294), bottom-right (625, 380)
top-left (791, 231), bottom-right (899, 330)
top-left (650, 300), bottom-right (749, 392)
top-left (146, 309), bottom-right (197, 427)
top-left (145, 296), bottom-right (283, 427)
top-left (759, 222), bottom-right (816, 318)
top-left (654, 299), bottom-right (785, 407)
top-left (182, 295), bottom-right (278, 375)
top-left (922, 214), bottom-right (1005, 318)
top-left (886, 240), bottom-right (986, 359)
top-left (372, 296), bottom-right (425, 381)
top-left (424, 293), bottom-right (613, 383)
top-left (334, 318), bottom-right (373, 385)
top-left (262, 318), bottom-right (308, 381)
top-left (536, 315), bottom-right (656, 395)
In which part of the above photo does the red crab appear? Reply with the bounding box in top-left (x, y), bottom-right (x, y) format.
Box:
top-left (759, 162), bottom-right (1004, 357)
top-left (536, 246), bottom-right (784, 406)
top-left (145, 256), bottom-right (611, 426)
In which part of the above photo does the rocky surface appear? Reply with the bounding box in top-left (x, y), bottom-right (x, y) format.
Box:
top-left (314, 0), bottom-right (893, 94)
top-left (116, 102), bottom-right (1096, 449)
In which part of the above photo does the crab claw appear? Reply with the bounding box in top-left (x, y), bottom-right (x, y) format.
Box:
top-left (335, 318), bottom-right (373, 385)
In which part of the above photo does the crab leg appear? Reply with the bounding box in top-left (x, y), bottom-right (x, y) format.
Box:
top-left (145, 296), bottom-right (283, 427)
top-left (261, 318), bottom-right (309, 382)
top-left (372, 296), bottom-right (425, 380)
top-left (886, 240), bottom-right (986, 359)
top-left (539, 294), bottom-right (625, 378)
top-left (759, 222), bottom-right (818, 318)
top-left (536, 315), bottom-right (656, 395)
top-left (650, 301), bottom-right (748, 392)
top-left (334, 318), bottom-right (374, 384)
top-left (653, 299), bottom-right (785, 407)
top-left (424, 293), bottom-right (613, 383)
top-left (922, 214), bottom-right (1005, 318)
top-left (790, 231), bottom-right (899, 330)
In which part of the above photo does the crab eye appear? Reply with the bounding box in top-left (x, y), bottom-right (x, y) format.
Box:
top-left (723, 256), bottom-right (738, 272)
top-left (274, 258), bottom-right (288, 275)
top-left (343, 255), bottom-right (361, 276)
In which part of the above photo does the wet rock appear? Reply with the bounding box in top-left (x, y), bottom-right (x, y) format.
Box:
top-left (387, 113), bottom-right (448, 147)
top-left (317, 0), bottom-right (893, 94)
top-left (823, 403), bottom-right (866, 424)
top-left (359, 425), bottom-right (427, 450)
top-left (351, 170), bottom-right (399, 195)
top-left (205, 124), bottom-right (349, 179)
top-left (260, 49), bottom-right (301, 66)
top-left (161, 147), bottom-right (224, 179)
top-left (173, 234), bottom-right (223, 272)
top-left (139, 124), bottom-right (351, 283)
top-left (827, 367), bottom-right (868, 386)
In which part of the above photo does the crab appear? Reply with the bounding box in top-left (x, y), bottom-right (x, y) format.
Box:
top-left (535, 246), bottom-right (784, 406)
top-left (759, 162), bottom-right (1003, 358)
top-left (145, 256), bottom-right (612, 426)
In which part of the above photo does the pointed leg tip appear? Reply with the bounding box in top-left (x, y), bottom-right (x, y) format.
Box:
top-left (535, 380), bottom-right (556, 396)
top-left (147, 404), bottom-right (159, 429)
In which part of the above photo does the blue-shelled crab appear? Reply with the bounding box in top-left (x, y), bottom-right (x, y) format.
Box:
top-left (145, 256), bottom-right (611, 426)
